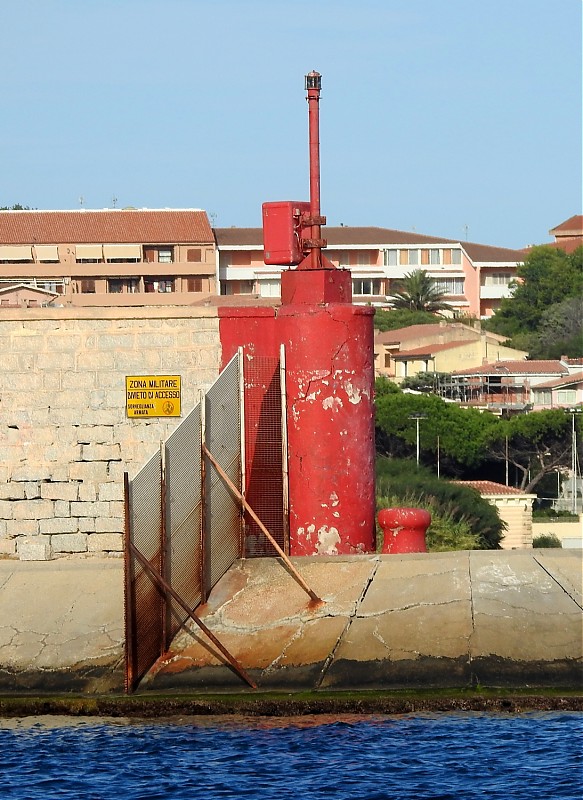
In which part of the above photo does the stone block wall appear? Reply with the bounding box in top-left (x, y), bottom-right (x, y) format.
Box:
top-left (0, 307), bottom-right (220, 559)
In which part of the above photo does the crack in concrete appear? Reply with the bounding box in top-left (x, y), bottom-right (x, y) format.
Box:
top-left (313, 558), bottom-right (380, 689)
top-left (468, 552), bottom-right (476, 680)
top-left (357, 597), bottom-right (468, 618)
top-left (532, 555), bottom-right (583, 611)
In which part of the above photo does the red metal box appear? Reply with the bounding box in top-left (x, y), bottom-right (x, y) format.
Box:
top-left (262, 201), bottom-right (310, 265)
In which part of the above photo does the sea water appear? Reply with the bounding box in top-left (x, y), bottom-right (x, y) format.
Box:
top-left (1, 712), bottom-right (581, 799)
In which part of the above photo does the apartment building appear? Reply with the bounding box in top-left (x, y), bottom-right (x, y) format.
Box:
top-left (0, 208), bottom-right (216, 307)
top-left (215, 225), bottom-right (525, 318)
top-left (443, 358), bottom-right (583, 410)
top-left (374, 322), bottom-right (528, 382)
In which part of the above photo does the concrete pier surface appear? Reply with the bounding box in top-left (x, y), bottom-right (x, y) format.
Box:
top-left (0, 550), bottom-right (581, 694)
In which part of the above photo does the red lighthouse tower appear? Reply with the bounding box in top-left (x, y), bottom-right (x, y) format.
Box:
top-left (263, 72), bottom-right (376, 555)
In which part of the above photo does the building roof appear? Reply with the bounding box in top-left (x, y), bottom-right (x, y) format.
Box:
top-left (376, 323), bottom-right (478, 345)
top-left (453, 480), bottom-right (530, 496)
top-left (0, 283), bottom-right (57, 297)
top-left (452, 360), bottom-right (567, 377)
top-left (549, 215), bottom-right (583, 236)
top-left (534, 372), bottom-right (583, 390)
top-left (392, 340), bottom-right (477, 359)
top-left (214, 226), bottom-right (524, 263)
top-left (0, 209), bottom-right (214, 244)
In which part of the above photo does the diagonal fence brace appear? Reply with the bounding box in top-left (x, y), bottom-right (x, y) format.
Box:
top-left (202, 444), bottom-right (324, 607)
top-left (129, 541), bottom-right (257, 689)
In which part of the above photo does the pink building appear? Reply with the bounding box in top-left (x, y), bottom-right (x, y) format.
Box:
top-left (215, 226), bottom-right (525, 319)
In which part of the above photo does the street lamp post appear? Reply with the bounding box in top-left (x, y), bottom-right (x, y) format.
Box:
top-left (409, 413), bottom-right (427, 467)
top-left (568, 408), bottom-right (582, 515)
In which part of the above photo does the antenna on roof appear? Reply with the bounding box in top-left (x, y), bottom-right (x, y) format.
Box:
top-left (463, 224), bottom-right (469, 241)
top-left (79, 196), bottom-right (84, 208)
top-left (112, 195), bottom-right (118, 208)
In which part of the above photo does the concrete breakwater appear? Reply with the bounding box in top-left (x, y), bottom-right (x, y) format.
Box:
top-left (0, 550), bottom-right (581, 694)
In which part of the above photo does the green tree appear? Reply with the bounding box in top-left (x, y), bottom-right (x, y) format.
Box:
top-left (485, 245), bottom-right (583, 344)
top-left (374, 376), bottom-right (401, 396)
top-left (374, 391), bottom-right (498, 471)
top-left (388, 269), bottom-right (453, 314)
top-left (484, 409), bottom-right (580, 493)
top-left (529, 295), bottom-right (583, 359)
top-left (0, 204), bottom-right (31, 210)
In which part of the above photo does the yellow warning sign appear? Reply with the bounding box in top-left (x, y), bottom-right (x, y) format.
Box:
top-left (125, 375), bottom-right (181, 418)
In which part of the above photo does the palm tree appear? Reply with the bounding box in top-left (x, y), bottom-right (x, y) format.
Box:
top-left (388, 269), bottom-right (452, 314)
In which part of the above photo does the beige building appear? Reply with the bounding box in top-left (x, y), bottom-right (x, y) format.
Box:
top-left (0, 208), bottom-right (217, 307)
top-left (455, 480), bottom-right (536, 549)
top-left (374, 322), bottom-right (528, 382)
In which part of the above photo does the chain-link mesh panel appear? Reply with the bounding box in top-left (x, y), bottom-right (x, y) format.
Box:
top-left (165, 406), bottom-right (202, 644)
top-left (126, 451), bottom-right (163, 691)
top-left (125, 350), bottom-right (255, 692)
top-left (205, 355), bottom-right (242, 588)
top-left (244, 356), bottom-right (285, 556)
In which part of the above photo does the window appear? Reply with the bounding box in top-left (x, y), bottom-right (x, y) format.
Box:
top-left (430, 249), bottom-right (440, 265)
top-left (258, 279), bottom-right (280, 298)
top-left (533, 390), bottom-right (552, 406)
top-left (80, 280), bottom-right (96, 293)
top-left (0, 245), bottom-right (33, 262)
top-left (158, 249), bottom-right (172, 263)
top-left (557, 390), bottom-right (577, 403)
top-left (108, 279), bottom-right (123, 293)
top-left (452, 249), bottom-right (462, 265)
top-left (353, 279), bottom-right (382, 296)
top-left (187, 248), bottom-right (202, 262)
top-left (76, 245), bottom-right (103, 262)
top-left (434, 278), bottom-right (465, 295)
top-left (145, 278), bottom-right (174, 293)
top-left (421, 249), bottom-right (430, 265)
top-left (108, 278), bottom-right (138, 294)
top-left (37, 281), bottom-right (58, 293)
top-left (34, 245), bottom-right (59, 263)
top-left (103, 245), bottom-right (141, 263)
top-left (220, 280), bottom-right (254, 295)
top-left (408, 249), bottom-right (419, 265)
top-left (384, 249), bottom-right (397, 266)
top-left (483, 273), bottom-right (513, 286)
top-left (186, 277), bottom-right (203, 292)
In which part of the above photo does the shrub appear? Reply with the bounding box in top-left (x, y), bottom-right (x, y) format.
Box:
top-left (376, 490), bottom-right (482, 552)
top-left (375, 457), bottom-right (505, 550)
top-left (532, 533), bottom-right (563, 548)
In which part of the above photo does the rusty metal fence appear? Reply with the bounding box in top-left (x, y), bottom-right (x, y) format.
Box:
top-left (124, 352), bottom-right (245, 693)
top-left (123, 348), bottom-right (310, 694)
top-left (243, 353), bottom-right (288, 557)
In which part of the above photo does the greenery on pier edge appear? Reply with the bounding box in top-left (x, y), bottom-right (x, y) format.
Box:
top-left (375, 457), bottom-right (505, 551)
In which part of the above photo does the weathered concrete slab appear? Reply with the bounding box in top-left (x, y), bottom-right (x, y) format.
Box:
top-left (468, 551), bottom-right (582, 685)
top-left (0, 550), bottom-right (581, 694)
top-left (150, 550), bottom-right (583, 691)
top-left (321, 552), bottom-right (473, 688)
top-left (0, 558), bottom-right (124, 692)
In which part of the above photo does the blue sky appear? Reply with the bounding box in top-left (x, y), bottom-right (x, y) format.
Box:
top-left (1, 0), bottom-right (581, 249)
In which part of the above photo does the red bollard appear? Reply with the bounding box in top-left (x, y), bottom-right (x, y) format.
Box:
top-left (378, 507), bottom-right (431, 554)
